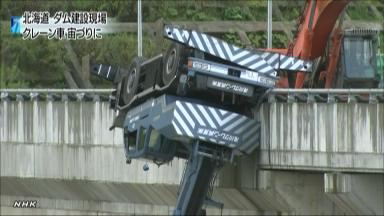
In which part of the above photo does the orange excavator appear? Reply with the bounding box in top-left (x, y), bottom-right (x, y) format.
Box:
top-left (272, 0), bottom-right (381, 88)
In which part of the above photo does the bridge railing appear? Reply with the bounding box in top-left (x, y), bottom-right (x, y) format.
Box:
top-left (268, 89), bottom-right (384, 103)
top-left (1, 88), bottom-right (383, 103)
top-left (0, 89), bottom-right (114, 102)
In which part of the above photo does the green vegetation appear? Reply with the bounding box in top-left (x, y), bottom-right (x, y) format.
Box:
top-left (347, 6), bottom-right (379, 21)
top-left (279, 6), bottom-right (301, 21)
top-left (222, 32), bottom-right (243, 48)
top-left (272, 32), bottom-right (289, 48)
top-left (223, 7), bottom-right (252, 21)
top-left (0, 0), bottom-right (383, 88)
top-left (249, 7), bottom-right (267, 21)
top-left (1, 29), bottom-right (68, 88)
top-left (247, 32), bottom-right (267, 48)
top-left (380, 32), bottom-right (384, 53)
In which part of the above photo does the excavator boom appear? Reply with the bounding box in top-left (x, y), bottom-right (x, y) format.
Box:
top-left (293, 0), bottom-right (349, 59)
top-left (295, 0), bottom-right (349, 88)
top-left (271, 0), bottom-right (349, 88)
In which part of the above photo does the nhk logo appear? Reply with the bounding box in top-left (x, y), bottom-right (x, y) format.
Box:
top-left (13, 200), bottom-right (37, 208)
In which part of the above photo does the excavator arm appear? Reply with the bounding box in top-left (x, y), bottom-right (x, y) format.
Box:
top-left (272, 0), bottom-right (350, 88)
top-left (292, 0), bottom-right (349, 59)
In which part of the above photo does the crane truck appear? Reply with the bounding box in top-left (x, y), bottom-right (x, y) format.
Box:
top-left (91, 0), bottom-right (382, 214)
top-left (92, 24), bottom-right (312, 215)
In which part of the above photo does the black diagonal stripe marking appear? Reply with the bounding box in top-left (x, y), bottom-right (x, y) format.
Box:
top-left (242, 123), bottom-right (260, 139)
top-left (220, 115), bottom-right (245, 131)
top-left (228, 43), bottom-right (246, 55)
top-left (176, 105), bottom-right (195, 131)
top-left (243, 132), bottom-right (260, 152)
top-left (235, 120), bottom-right (257, 135)
top-left (244, 57), bottom-right (263, 68)
top-left (210, 37), bottom-right (228, 60)
top-left (218, 40), bottom-right (231, 60)
top-left (220, 115), bottom-right (243, 131)
top-left (172, 28), bottom-right (181, 42)
top-left (200, 33), bottom-right (217, 56)
top-left (173, 117), bottom-right (187, 136)
top-left (196, 32), bottom-right (210, 55)
top-left (181, 30), bottom-right (190, 44)
top-left (263, 53), bottom-right (277, 62)
top-left (184, 102), bottom-right (206, 127)
top-left (207, 35), bottom-right (221, 59)
top-left (260, 52), bottom-right (272, 61)
top-left (232, 52), bottom-right (255, 65)
top-left (209, 107), bottom-right (236, 128)
top-left (253, 63), bottom-right (272, 73)
top-left (268, 58), bottom-right (280, 69)
top-left (239, 125), bottom-right (260, 152)
top-left (216, 109), bottom-right (232, 119)
top-left (279, 55), bottom-right (289, 66)
top-left (204, 106), bottom-right (220, 129)
top-left (192, 103), bottom-right (212, 128)
top-left (189, 31), bottom-right (201, 50)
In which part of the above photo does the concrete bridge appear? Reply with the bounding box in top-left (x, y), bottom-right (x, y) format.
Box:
top-left (1, 89), bottom-right (383, 215)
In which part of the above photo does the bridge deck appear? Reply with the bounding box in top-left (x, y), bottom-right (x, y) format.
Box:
top-left (2, 89), bottom-right (382, 173)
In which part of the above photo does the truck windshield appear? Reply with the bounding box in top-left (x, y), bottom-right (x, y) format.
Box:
top-left (343, 37), bottom-right (376, 79)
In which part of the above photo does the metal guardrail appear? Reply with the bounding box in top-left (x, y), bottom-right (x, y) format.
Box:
top-left (1, 89), bottom-right (383, 103)
top-left (269, 88), bottom-right (384, 103)
top-left (0, 89), bottom-right (114, 93)
top-left (0, 89), bottom-right (114, 102)
top-left (272, 88), bottom-right (384, 94)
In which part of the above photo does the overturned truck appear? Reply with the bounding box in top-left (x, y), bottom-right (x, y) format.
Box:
top-left (92, 25), bottom-right (312, 215)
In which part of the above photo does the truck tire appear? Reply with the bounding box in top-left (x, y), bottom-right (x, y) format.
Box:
top-left (163, 43), bottom-right (184, 86)
top-left (121, 57), bottom-right (145, 105)
top-left (115, 68), bottom-right (125, 107)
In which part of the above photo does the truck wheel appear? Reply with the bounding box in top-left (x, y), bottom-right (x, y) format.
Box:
top-left (114, 67), bottom-right (129, 107)
top-left (163, 43), bottom-right (184, 86)
top-left (114, 77), bottom-right (123, 107)
top-left (121, 57), bottom-right (145, 105)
